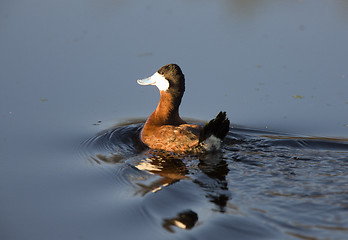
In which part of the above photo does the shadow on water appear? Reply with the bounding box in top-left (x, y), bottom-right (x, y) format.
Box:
top-left (80, 119), bottom-right (348, 238)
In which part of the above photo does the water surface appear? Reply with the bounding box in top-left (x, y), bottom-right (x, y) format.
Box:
top-left (1, 0), bottom-right (348, 239)
top-left (78, 121), bottom-right (348, 240)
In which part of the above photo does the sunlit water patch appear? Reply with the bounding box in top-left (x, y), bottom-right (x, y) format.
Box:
top-left (80, 120), bottom-right (348, 239)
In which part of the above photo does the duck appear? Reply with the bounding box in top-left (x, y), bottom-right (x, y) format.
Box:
top-left (137, 63), bottom-right (230, 154)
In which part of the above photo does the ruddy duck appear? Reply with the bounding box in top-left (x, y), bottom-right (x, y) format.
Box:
top-left (137, 64), bottom-right (229, 153)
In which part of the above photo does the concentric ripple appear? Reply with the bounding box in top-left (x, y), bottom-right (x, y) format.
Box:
top-left (79, 120), bottom-right (348, 239)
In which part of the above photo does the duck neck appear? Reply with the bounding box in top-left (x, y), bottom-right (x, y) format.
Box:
top-left (149, 91), bottom-right (185, 126)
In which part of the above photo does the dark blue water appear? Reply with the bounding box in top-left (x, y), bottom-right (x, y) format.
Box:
top-left (78, 120), bottom-right (348, 240)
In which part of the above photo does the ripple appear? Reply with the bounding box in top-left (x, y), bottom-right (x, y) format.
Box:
top-left (80, 122), bottom-right (146, 163)
top-left (78, 120), bottom-right (348, 239)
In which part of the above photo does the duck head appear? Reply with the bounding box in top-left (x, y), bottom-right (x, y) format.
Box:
top-left (137, 63), bottom-right (185, 98)
top-left (137, 64), bottom-right (187, 125)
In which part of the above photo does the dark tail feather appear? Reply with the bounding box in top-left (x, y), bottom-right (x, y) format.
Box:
top-left (199, 111), bottom-right (230, 143)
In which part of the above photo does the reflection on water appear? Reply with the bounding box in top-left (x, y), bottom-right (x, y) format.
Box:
top-left (163, 210), bottom-right (198, 233)
top-left (195, 153), bottom-right (230, 213)
top-left (131, 151), bottom-right (190, 196)
top-left (124, 149), bottom-right (231, 214)
top-left (80, 120), bottom-right (348, 239)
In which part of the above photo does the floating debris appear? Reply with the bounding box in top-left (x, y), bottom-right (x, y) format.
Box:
top-left (293, 95), bottom-right (303, 99)
top-left (93, 120), bottom-right (102, 126)
top-left (40, 98), bottom-right (48, 102)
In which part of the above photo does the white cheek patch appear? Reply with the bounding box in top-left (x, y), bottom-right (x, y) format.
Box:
top-left (151, 72), bottom-right (170, 91)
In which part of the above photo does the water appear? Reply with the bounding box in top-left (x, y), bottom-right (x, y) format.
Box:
top-left (1, 0), bottom-right (348, 239)
top-left (75, 121), bottom-right (348, 240)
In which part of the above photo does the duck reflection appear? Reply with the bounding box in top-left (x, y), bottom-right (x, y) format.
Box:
top-left (130, 150), bottom-right (230, 213)
top-left (162, 210), bottom-right (198, 233)
top-left (94, 150), bottom-right (230, 232)
top-left (132, 150), bottom-right (190, 196)
top-left (195, 152), bottom-right (230, 213)
top-left (94, 149), bottom-right (230, 212)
